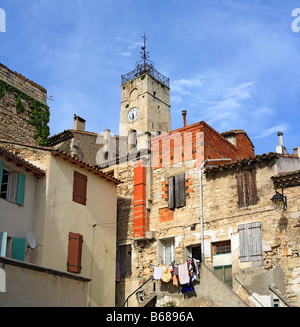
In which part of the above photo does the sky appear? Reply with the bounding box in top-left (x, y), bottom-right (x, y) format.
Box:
top-left (1, 0), bottom-right (300, 155)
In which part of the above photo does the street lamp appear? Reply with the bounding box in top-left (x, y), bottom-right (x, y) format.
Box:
top-left (271, 189), bottom-right (287, 211)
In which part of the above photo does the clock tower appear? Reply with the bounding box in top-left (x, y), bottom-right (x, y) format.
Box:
top-left (119, 34), bottom-right (171, 148)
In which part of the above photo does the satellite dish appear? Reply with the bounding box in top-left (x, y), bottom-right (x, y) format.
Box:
top-left (27, 232), bottom-right (36, 250)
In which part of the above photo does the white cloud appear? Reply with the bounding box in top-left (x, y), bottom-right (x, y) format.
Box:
top-left (253, 123), bottom-right (289, 139)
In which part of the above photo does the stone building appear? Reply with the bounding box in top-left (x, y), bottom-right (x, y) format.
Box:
top-left (41, 41), bottom-right (300, 306)
top-left (0, 64), bottom-right (120, 307)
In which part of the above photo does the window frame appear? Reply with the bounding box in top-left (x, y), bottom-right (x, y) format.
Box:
top-left (212, 240), bottom-right (231, 255)
top-left (0, 168), bottom-right (12, 201)
top-left (158, 237), bottom-right (175, 265)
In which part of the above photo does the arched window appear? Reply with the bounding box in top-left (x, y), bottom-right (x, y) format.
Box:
top-left (130, 130), bottom-right (137, 148)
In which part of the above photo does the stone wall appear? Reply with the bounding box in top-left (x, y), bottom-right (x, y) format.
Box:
top-left (0, 63), bottom-right (48, 146)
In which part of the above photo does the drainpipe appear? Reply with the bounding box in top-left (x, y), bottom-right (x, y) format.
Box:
top-left (199, 158), bottom-right (231, 263)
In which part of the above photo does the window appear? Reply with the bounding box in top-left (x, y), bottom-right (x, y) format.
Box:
top-left (214, 265), bottom-right (232, 287)
top-left (168, 174), bottom-right (186, 209)
top-left (158, 238), bottom-right (175, 265)
top-left (238, 222), bottom-right (262, 262)
top-left (0, 169), bottom-right (12, 201)
top-left (73, 171), bottom-right (87, 206)
top-left (67, 232), bottom-right (83, 273)
top-left (236, 169), bottom-right (258, 207)
top-left (213, 241), bottom-right (231, 255)
top-left (0, 161), bottom-right (26, 206)
top-left (0, 232), bottom-right (7, 257)
top-left (185, 244), bottom-right (202, 261)
top-left (118, 244), bottom-right (132, 278)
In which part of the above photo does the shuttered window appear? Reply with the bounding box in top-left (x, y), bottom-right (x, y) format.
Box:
top-left (73, 171), bottom-right (87, 206)
top-left (16, 172), bottom-right (26, 206)
top-left (0, 232), bottom-right (7, 257)
top-left (168, 174), bottom-right (186, 209)
top-left (238, 222), bottom-right (262, 262)
top-left (12, 238), bottom-right (26, 261)
top-left (236, 169), bottom-right (258, 207)
top-left (67, 232), bottom-right (83, 273)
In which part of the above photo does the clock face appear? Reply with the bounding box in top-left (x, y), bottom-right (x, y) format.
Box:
top-left (128, 107), bottom-right (139, 122)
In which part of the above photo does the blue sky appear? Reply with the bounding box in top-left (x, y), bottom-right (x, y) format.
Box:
top-left (1, 0), bottom-right (300, 155)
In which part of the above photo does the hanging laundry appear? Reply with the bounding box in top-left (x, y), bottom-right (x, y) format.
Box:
top-left (162, 266), bottom-right (172, 283)
top-left (173, 274), bottom-right (179, 286)
top-left (154, 266), bottom-right (163, 280)
top-left (178, 262), bottom-right (189, 285)
top-left (181, 280), bottom-right (195, 294)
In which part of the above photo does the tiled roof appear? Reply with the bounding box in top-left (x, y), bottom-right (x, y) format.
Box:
top-left (0, 146), bottom-right (45, 178)
top-left (205, 152), bottom-right (279, 174)
top-left (50, 150), bottom-right (121, 184)
top-left (271, 170), bottom-right (300, 189)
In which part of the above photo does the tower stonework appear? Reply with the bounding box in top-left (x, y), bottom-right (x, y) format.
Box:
top-left (119, 73), bottom-right (171, 138)
top-left (119, 34), bottom-right (171, 144)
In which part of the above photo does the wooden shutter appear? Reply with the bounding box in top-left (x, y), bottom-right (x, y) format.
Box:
top-left (0, 232), bottom-right (7, 257)
top-left (238, 224), bottom-right (249, 262)
top-left (239, 222), bottom-right (262, 262)
top-left (248, 222), bottom-right (262, 261)
top-left (248, 170), bottom-right (258, 205)
top-left (168, 176), bottom-right (175, 210)
top-left (237, 170), bottom-right (258, 207)
top-left (16, 172), bottom-right (26, 206)
top-left (67, 232), bottom-right (83, 273)
top-left (12, 238), bottom-right (26, 261)
top-left (73, 171), bottom-right (87, 206)
top-left (175, 174), bottom-right (186, 208)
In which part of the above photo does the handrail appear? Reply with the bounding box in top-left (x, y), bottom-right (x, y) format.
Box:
top-left (122, 276), bottom-right (153, 307)
top-left (269, 285), bottom-right (293, 307)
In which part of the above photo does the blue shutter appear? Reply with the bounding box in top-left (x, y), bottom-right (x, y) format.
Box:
top-left (12, 238), bottom-right (26, 261)
top-left (0, 232), bottom-right (7, 257)
top-left (16, 172), bottom-right (26, 206)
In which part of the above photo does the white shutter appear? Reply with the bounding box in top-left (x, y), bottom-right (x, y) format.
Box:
top-left (248, 222), bottom-right (262, 261)
top-left (239, 222), bottom-right (262, 262)
top-left (238, 224), bottom-right (249, 262)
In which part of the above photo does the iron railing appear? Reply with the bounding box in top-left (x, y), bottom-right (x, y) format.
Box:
top-left (121, 63), bottom-right (170, 88)
top-left (122, 276), bottom-right (154, 307)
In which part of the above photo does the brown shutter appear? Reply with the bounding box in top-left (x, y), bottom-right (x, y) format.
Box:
top-left (168, 176), bottom-right (175, 209)
top-left (73, 171), bottom-right (87, 206)
top-left (237, 169), bottom-right (258, 207)
top-left (175, 174), bottom-right (186, 208)
top-left (248, 169), bottom-right (258, 205)
top-left (236, 172), bottom-right (245, 207)
top-left (67, 232), bottom-right (83, 273)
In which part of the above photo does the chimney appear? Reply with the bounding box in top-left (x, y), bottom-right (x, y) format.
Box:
top-left (182, 110), bottom-right (187, 127)
top-left (103, 129), bottom-right (111, 148)
top-left (276, 131), bottom-right (289, 154)
top-left (294, 147), bottom-right (300, 158)
top-left (278, 131), bottom-right (283, 146)
top-left (73, 115), bottom-right (86, 131)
